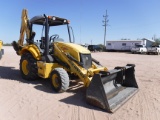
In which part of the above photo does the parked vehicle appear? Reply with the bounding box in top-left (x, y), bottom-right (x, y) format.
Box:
top-left (88, 45), bottom-right (103, 52)
top-left (131, 45), bottom-right (147, 54)
top-left (0, 40), bottom-right (4, 59)
top-left (147, 45), bottom-right (160, 55)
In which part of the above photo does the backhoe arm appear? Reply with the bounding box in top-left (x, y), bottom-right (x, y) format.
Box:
top-left (18, 9), bottom-right (30, 46)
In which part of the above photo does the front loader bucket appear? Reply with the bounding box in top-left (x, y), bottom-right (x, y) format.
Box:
top-left (86, 64), bottom-right (138, 113)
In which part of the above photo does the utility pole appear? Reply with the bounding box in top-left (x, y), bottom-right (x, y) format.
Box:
top-left (102, 10), bottom-right (109, 46)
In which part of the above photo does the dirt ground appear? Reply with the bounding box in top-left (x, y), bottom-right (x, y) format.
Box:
top-left (0, 46), bottom-right (160, 120)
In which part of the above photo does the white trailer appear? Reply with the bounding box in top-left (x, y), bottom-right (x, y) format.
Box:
top-left (106, 39), bottom-right (154, 51)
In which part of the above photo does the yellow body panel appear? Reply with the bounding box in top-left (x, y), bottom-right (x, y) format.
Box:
top-left (19, 44), bottom-right (41, 60)
top-left (0, 40), bottom-right (3, 50)
top-left (37, 61), bottom-right (61, 78)
top-left (54, 42), bottom-right (90, 62)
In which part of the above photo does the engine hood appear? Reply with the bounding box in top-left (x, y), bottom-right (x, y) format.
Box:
top-left (54, 42), bottom-right (91, 62)
top-left (56, 42), bottom-right (90, 54)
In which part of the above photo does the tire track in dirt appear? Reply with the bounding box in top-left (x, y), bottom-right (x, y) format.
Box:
top-left (69, 106), bottom-right (97, 120)
top-left (136, 81), bottom-right (160, 120)
top-left (147, 82), bottom-right (160, 120)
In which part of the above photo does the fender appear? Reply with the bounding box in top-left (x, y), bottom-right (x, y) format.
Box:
top-left (20, 44), bottom-right (41, 60)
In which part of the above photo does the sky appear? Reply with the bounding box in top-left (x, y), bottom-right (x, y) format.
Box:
top-left (0, 0), bottom-right (160, 45)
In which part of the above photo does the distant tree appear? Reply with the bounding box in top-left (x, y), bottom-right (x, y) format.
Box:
top-left (152, 39), bottom-right (160, 46)
top-left (3, 43), bottom-right (12, 46)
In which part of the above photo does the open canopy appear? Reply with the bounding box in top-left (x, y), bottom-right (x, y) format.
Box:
top-left (30, 15), bottom-right (69, 26)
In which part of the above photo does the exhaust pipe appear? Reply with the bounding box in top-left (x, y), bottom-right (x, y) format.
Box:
top-left (86, 64), bottom-right (138, 113)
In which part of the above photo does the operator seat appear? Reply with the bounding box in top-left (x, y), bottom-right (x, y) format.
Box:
top-left (40, 37), bottom-right (45, 49)
top-left (31, 32), bottom-right (36, 41)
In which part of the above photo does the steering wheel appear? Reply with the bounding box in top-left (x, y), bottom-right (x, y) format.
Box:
top-left (50, 34), bottom-right (59, 42)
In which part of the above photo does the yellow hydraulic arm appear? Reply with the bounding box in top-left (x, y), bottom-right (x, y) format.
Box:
top-left (18, 9), bottom-right (30, 46)
top-left (12, 9), bottom-right (40, 57)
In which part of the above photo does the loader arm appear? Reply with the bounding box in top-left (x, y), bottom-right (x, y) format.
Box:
top-left (53, 43), bottom-right (138, 112)
top-left (54, 43), bottom-right (107, 87)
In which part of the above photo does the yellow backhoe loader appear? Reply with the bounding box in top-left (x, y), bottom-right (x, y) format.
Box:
top-left (0, 40), bottom-right (4, 59)
top-left (12, 9), bottom-right (138, 113)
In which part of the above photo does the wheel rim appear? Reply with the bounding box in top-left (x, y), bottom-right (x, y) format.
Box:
top-left (52, 74), bottom-right (60, 88)
top-left (22, 60), bottom-right (29, 75)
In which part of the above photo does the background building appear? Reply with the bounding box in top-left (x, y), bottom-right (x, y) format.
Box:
top-left (106, 39), bottom-right (154, 51)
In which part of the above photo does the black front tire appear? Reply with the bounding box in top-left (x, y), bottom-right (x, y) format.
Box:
top-left (20, 52), bottom-right (39, 80)
top-left (50, 68), bottom-right (69, 93)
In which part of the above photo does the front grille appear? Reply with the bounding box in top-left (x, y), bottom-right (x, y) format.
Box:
top-left (80, 53), bottom-right (92, 69)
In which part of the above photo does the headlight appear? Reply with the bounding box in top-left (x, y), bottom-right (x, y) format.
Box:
top-left (52, 17), bottom-right (56, 20)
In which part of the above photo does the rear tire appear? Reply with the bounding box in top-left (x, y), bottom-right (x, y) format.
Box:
top-left (50, 68), bottom-right (69, 93)
top-left (20, 52), bottom-right (39, 80)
